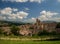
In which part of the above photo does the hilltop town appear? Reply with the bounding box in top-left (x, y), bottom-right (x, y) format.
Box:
top-left (0, 19), bottom-right (60, 36)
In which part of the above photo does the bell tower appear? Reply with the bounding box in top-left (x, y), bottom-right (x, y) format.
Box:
top-left (36, 18), bottom-right (41, 25)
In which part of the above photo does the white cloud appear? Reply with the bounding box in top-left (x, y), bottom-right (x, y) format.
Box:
top-left (30, 0), bottom-right (44, 3)
top-left (2, 0), bottom-right (44, 3)
top-left (40, 10), bottom-right (58, 17)
top-left (38, 10), bottom-right (59, 21)
top-left (0, 7), bottom-right (29, 21)
top-left (0, 7), bottom-right (18, 15)
top-left (0, 16), bottom-right (6, 20)
top-left (31, 17), bottom-right (36, 20)
top-left (25, 8), bottom-right (29, 10)
top-left (2, 0), bottom-right (28, 2)
top-left (16, 11), bottom-right (28, 18)
top-left (0, 7), bottom-right (12, 15)
top-left (23, 17), bottom-right (36, 23)
top-left (15, 0), bottom-right (28, 2)
top-left (13, 8), bottom-right (18, 11)
top-left (17, 16), bottom-right (23, 19)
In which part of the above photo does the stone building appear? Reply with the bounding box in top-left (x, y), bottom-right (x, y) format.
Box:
top-left (56, 28), bottom-right (60, 33)
top-left (0, 19), bottom-right (57, 36)
top-left (42, 23), bottom-right (57, 32)
top-left (18, 19), bottom-right (57, 36)
top-left (0, 27), bottom-right (11, 35)
top-left (18, 25), bottom-right (32, 36)
top-left (31, 19), bottom-right (57, 34)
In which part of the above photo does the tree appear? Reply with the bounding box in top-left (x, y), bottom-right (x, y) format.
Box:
top-left (29, 27), bottom-right (34, 30)
top-left (0, 28), bottom-right (2, 34)
top-left (11, 25), bottom-right (20, 36)
top-left (38, 29), bottom-right (49, 36)
top-left (56, 23), bottom-right (60, 28)
top-left (49, 31), bottom-right (57, 35)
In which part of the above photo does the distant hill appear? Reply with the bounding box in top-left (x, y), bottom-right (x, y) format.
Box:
top-left (42, 21), bottom-right (60, 28)
top-left (42, 21), bottom-right (57, 23)
top-left (0, 20), bottom-right (59, 27)
top-left (0, 20), bottom-right (31, 26)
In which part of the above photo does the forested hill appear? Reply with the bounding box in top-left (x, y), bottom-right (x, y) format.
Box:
top-left (0, 20), bottom-right (31, 27)
top-left (0, 20), bottom-right (60, 28)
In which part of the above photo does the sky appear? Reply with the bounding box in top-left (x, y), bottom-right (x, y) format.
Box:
top-left (0, 0), bottom-right (60, 23)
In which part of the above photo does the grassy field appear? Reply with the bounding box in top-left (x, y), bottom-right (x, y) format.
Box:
top-left (0, 35), bottom-right (60, 44)
top-left (0, 40), bottom-right (60, 44)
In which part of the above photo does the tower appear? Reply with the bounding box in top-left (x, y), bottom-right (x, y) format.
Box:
top-left (36, 18), bottom-right (41, 25)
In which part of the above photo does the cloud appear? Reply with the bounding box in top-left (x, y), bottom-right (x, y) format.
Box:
top-left (2, 0), bottom-right (44, 3)
top-left (0, 7), bottom-right (18, 15)
top-left (0, 7), bottom-right (12, 15)
top-left (2, 0), bottom-right (28, 2)
top-left (31, 17), bottom-right (36, 20)
top-left (0, 16), bottom-right (6, 20)
top-left (13, 8), bottom-right (18, 12)
top-left (16, 11), bottom-right (29, 19)
top-left (23, 17), bottom-right (36, 23)
top-left (30, 0), bottom-right (44, 3)
top-left (0, 7), bottom-right (29, 21)
top-left (24, 8), bottom-right (29, 11)
top-left (38, 10), bottom-right (59, 21)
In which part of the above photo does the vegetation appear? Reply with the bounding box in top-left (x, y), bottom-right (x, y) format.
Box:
top-left (38, 30), bottom-right (48, 36)
top-left (56, 22), bottom-right (60, 28)
top-left (11, 25), bottom-right (20, 36)
top-left (0, 28), bottom-right (2, 34)
top-left (0, 40), bottom-right (60, 44)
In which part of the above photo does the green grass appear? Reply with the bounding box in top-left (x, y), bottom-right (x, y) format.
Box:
top-left (0, 40), bottom-right (60, 44)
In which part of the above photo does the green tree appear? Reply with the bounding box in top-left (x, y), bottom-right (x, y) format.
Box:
top-left (29, 27), bottom-right (34, 29)
top-left (38, 30), bottom-right (49, 36)
top-left (11, 25), bottom-right (20, 36)
top-left (0, 28), bottom-right (2, 34)
top-left (56, 23), bottom-right (60, 28)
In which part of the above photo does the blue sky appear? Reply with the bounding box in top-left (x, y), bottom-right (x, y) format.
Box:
top-left (0, 0), bottom-right (60, 23)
